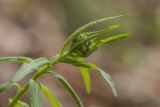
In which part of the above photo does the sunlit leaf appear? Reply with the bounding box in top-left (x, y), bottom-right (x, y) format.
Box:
top-left (80, 67), bottom-right (91, 94)
top-left (12, 58), bottom-right (50, 83)
top-left (0, 57), bottom-right (33, 63)
top-left (29, 79), bottom-right (42, 107)
top-left (40, 83), bottom-right (62, 107)
top-left (50, 71), bottom-right (84, 107)
top-left (97, 33), bottom-right (130, 47)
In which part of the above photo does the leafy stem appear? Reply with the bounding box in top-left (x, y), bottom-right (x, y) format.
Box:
top-left (8, 57), bottom-right (60, 107)
top-left (0, 15), bottom-right (130, 107)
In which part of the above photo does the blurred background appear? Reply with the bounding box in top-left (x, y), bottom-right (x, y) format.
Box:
top-left (0, 0), bottom-right (160, 107)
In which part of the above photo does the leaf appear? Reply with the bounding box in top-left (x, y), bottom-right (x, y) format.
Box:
top-left (50, 71), bottom-right (84, 107)
top-left (0, 82), bottom-right (13, 92)
top-left (70, 15), bottom-right (122, 38)
top-left (0, 56), bottom-right (33, 63)
top-left (9, 99), bottom-right (30, 107)
top-left (40, 83), bottom-right (62, 107)
top-left (84, 24), bottom-right (120, 36)
top-left (11, 58), bottom-right (50, 83)
top-left (60, 15), bottom-right (123, 55)
top-left (97, 33), bottom-right (130, 47)
top-left (80, 67), bottom-right (91, 94)
top-left (0, 82), bottom-right (23, 93)
top-left (29, 79), bottom-right (43, 107)
top-left (60, 57), bottom-right (94, 68)
top-left (96, 67), bottom-right (117, 97)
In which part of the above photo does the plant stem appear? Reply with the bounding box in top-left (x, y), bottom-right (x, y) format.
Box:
top-left (8, 56), bottom-right (60, 107)
top-left (8, 83), bottom-right (29, 107)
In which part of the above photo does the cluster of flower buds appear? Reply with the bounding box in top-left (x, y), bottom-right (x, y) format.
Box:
top-left (69, 33), bottom-right (93, 57)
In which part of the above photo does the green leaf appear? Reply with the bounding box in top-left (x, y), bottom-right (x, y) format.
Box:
top-left (9, 99), bottom-right (30, 107)
top-left (97, 33), bottom-right (130, 47)
top-left (60, 56), bottom-right (94, 68)
top-left (70, 15), bottom-right (122, 38)
top-left (50, 71), bottom-right (84, 107)
top-left (96, 67), bottom-right (117, 97)
top-left (84, 24), bottom-right (120, 36)
top-left (40, 83), bottom-right (62, 107)
top-left (0, 82), bottom-right (23, 93)
top-left (29, 79), bottom-right (43, 107)
top-left (60, 15), bottom-right (123, 55)
top-left (11, 58), bottom-right (50, 83)
top-left (0, 56), bottom-right (33, 63)
top-left (80, 67), bottom-right (91, 94)
top-left (0, 82), bottom-right (13, 92)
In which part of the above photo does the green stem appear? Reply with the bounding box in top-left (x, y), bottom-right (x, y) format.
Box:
top-left (8, 57), bottom-right (60, 107)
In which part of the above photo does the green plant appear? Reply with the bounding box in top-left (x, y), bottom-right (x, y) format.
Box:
top-left (0, 15), bottom-right (130, 107)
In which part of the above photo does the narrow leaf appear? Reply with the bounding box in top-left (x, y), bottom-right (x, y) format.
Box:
top-left (40, 83), bottom-right (62, 107)
top-left (29, 79), bottom-right (42, 107)
top-left (85, 24), bottom-right (120, 36)
top-left (0, 57), bottom-right (33, 63)
top-left (60, 57), bottom-right (94, 68)
top-left (70, 15), bottom-right (122, 38)
top-left (80, 67), bottom-right (91, 94)
top-left (96, 67), bottom-right (117, 97)
top-left (97, 33), bottom-right (130, 47)
top-left (12, 58), bottom-right (49, 83)
top-left (0, 82), bottom-right (13, 92)
top-left (50, 71), bottom-right (84, 107)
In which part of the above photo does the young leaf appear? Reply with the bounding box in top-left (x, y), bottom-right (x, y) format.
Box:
top-left (70, 15), bottom-right (122, 38)
top-left (0, 82), bottom-right (13, 92)
top-left (11, 58), bottom-right (50, 83)
top-left (0, 57), bottom-right (33, 63)
top-left (40, 83), bottom-right (62, 107)
top-left (80, 67), bottom-right (91, 94)
top-left (96, 33), bottom-right (130, 47)
top-left (95, 67), bottom-right (117, 97)
top-left (29, 79), bottom-right (43, 107)
top-left (84, 24), bottom-right (120, 36)
top-left (60, 15), bottom-right (123, 55)
top-left (50, 71), bottom-right (84, 107)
